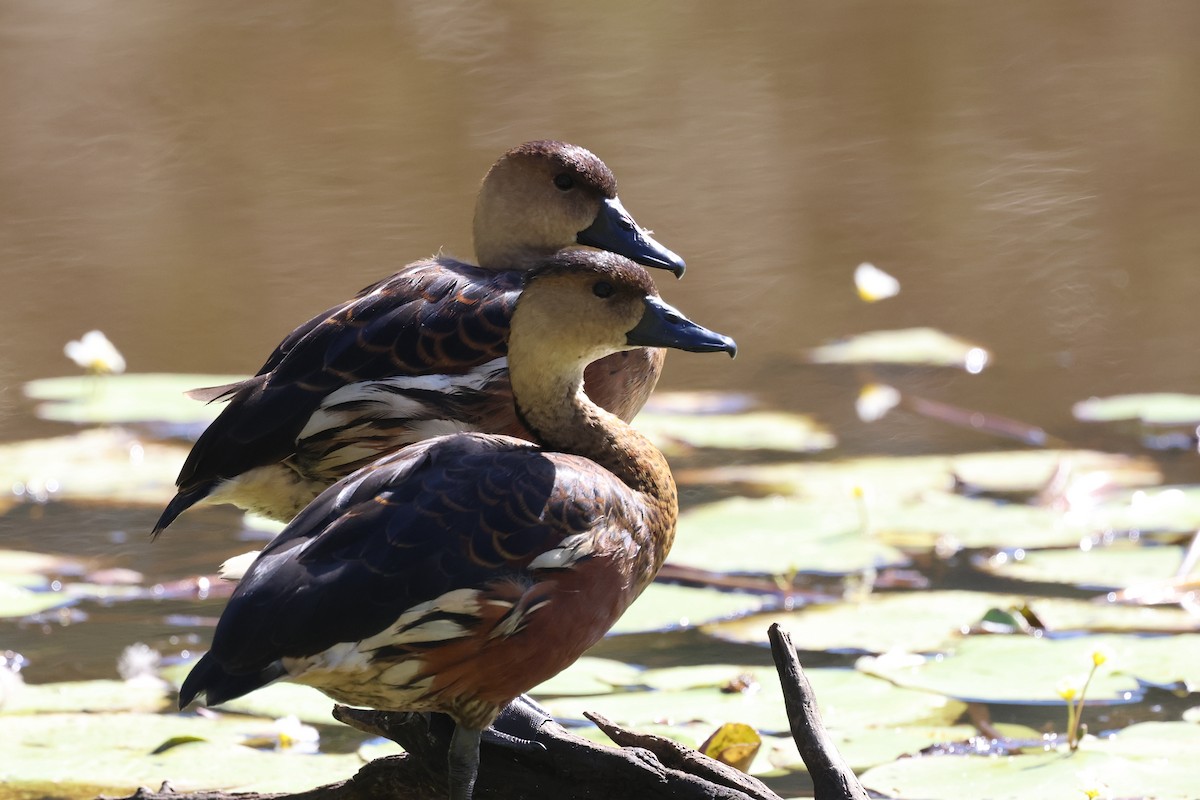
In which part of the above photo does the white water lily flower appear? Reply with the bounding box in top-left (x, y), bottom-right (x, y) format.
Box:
top-left (855, 383), bottom-right (902, 422)
top-left (854, 263), bottom-right (900, 302)
top-left (272, 715), bottom-right (321, 752)
top-left (64, 330), bottom-right (126, 374)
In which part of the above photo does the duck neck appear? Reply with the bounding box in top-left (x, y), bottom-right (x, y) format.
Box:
top-left (508, 354), bottom-right (674, 505)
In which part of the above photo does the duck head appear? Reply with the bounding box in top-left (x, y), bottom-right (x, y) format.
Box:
top-left (473, 141), bottom-right (686, 277)
top-left (511, 250), bottom-right (735, 376)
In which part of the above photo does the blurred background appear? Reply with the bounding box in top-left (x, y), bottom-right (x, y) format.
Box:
top-left (3, 0), bottom-right (1199, 456)
top-left (3, 1), bottom-right (1200, 686)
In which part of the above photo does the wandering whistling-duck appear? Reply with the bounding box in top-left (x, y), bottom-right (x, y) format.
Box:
top-left (178, 250), bottom-right (736, 800)
top-left (153, 141), bottom-right (686, 535)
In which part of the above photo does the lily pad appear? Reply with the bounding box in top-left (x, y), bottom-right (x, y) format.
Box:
top-left (807, 327), bottom-right (990, 370)
top-left (1087, 486), bottom-right (1200, 536)
top-left (1073, 393), bottom-right (1200, 426)
top-left (679, 449), bottom-right (1157, 502)
top-left (668, 496), bottom-right (909, 576)
top-left (868, 493), bottom-right (1091, 552)
top-left (609, 582), bottom-right (765, 635)
top-left (860, 721), bottom-right (1200, 800)
top-left (0, 429), bottom-right (188, 506)
top-left (707, 593), bottom-right (1200, 656)
top-left (0, 711), bottom-right (366, 798)
top-left (974, 543), bottom-right (1187, 591)
top-left (634, 410), bottom-right (836, 454)
top-left (0, 580), bottom-right (77, 619)
top-left (0, 679), bottom-right (170, 714)
top-left (765, 722), bottom-right (1040, 775)
top-left (704, 591), bottom-right (1025, 654)
top-left (859, 633), bottom-right (1200, 704)
top-left (24, 373), bottom-right (245, 426)
top-left (530, 657), bottom-right (642, 697)
top-left (199, 681), bottom-right (343, 728)
top-left (548, 665), bottom-right (965, 735)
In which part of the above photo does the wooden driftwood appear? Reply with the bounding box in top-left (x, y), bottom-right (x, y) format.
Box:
top-left (109, 623), bottom-right (868, 800)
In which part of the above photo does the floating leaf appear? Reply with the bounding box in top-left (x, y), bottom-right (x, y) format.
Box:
top-left (707, 593), bottom-right (1200, 655)
top-left (975, 543), bottom-right (1187, 591)
top-left (859, 633), bottom-right (1200, 704)
top-left (634, 410), bottom-right (836, 454)
top-left (668, 496), bottom-right (908, 576)
top-left (0, 580), bottom-right (76, 620)
top-left (0, 679), bottom-right (170, 715)
top-left (808, 327), bottom-right (990, 371)
top-left (950, 449), bottom-right (1159, 495)
top-left (700, 722), bottom-right (761, 772)
top-left (0, 429), bottom-right (188, 506)
top-left (608, 582), bottom-right (765, 635)
top-left (548, 665), bottom-right (964, 735)
top-left (860, 722), bottom-right (1200, 800)
top-left (0, 711), bottom-right (367, 798)
top-left (24, 373), bottom-right (245, 426)
top-left (530, 657), bottom-right (642, 697)
top-left (766, 723), bottom-right (1040, 775)
top-left (199, 682), bottom-right (343, 728)
top-left (680, 449), bottom-right (1157, 502)
top-left (704, 592), bottom-right (1024, 654)
top-left (1073, 393), bottom-right (1200, 426)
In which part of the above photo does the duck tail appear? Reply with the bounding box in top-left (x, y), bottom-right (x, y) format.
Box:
top-left (151, 485), bottom-right (213, 539)
top-left (179, 653), bottom-right (286, 709)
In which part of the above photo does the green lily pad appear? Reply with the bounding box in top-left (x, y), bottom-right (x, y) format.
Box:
top-left (974, 543), bottom-right (1187, 591)
top-left (949, 449), bottom-right (1160, 495)
top-left (24, 373), bottom-right (245, 425)
top-left (1088, 486), bottom-right (1200, 535)
top-left (1073, 393), bottom-right (1200, 426)
top-left (1023, 597), bottom-right (1200, 634)
top-left (633, 410), bottom-right (836, 454)
top-left (679, 449), bottom-right (1158, 502)
top-left (201, 682), bottom-right (344, 728)
top-left (546, 665), bottom-right (965, 735)
top-left (808, 327), bottom-right (990, 370)
top-left (859, 633), bottom-right (1200, 704)
top-left (0, 711), bottom-right (367, 798)
top-left (707, 593), bottom-right (1200, 656)
top-left (668, 496), bottom-right (909, 576)
top-left (609, 582), bottom-right (765, 635)
top-left (765, 722), bottom-right (1040, 775)
top-left (868, 493), bottom-right (1091, 552)
top-left (704, 591), bottom-right (1025, 654)
top-left (860, 721), bottom-right (1200, 800)
top-left (530, 657), bottom-right (642, 697)
top-left (0, 429), bottom-right (188, 506)
top-left (1, 679), bottom-right (170, 714)
top-left (0, 579), bottom-right (77, 619)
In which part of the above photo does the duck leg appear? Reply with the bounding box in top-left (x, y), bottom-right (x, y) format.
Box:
top-left (448, 723), bottom-right (482, 800)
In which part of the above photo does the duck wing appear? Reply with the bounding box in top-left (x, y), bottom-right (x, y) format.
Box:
top-left (182, 434), bottom-right (639, 697)
top-left (156, 260), bottom-right (522, 533)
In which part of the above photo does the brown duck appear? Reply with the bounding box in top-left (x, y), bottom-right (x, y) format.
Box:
top-left (178, 249), bottom-right (736, 800)
top-left (153, 141), bottom-right (685, 535)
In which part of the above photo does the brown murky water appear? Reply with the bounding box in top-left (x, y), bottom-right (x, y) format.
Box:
top-left (3, 1), bottom-right (1200, 679)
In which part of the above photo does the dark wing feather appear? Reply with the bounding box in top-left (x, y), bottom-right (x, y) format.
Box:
top-left (173, 260), bottom-right (522, 494)
top-left (202, 434), bottom-right (629, 676)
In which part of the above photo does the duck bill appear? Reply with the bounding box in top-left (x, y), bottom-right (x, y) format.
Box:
top-left (577, 197), bottom-right (686, 278)
top-left (626, 295), bottom-right (737, 356)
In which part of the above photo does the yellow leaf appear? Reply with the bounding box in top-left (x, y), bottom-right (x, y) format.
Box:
top-left (699, 722), bottom-right (762, 773)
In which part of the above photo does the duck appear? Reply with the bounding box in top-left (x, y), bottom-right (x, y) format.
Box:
top-left (153, 141), bottom-right (686, 535)
top-left (178, 249), bottom-right (736, 800)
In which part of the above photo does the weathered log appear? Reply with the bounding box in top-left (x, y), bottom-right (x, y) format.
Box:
top-left (106, 624), bottom-right (870, 800)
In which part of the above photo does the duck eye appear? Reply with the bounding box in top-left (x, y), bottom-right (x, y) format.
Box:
top-left (553, 173), bottom-right (575, 191)
top-left (592, 281), bottom-right (614, 298)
